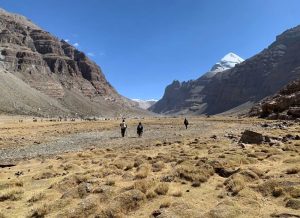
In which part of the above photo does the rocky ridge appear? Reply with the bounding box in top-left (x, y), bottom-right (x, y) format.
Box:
top-left (151, 25), bottom-right (300, 115)
top-left (0, 8), bottom-right (145, 117)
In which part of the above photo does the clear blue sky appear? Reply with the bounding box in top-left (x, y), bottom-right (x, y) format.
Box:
top-left (1, 0), bottom-right (300, 100)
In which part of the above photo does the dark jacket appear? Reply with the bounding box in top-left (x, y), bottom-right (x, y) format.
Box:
top-left (137, 124), bottom-right (143, 133)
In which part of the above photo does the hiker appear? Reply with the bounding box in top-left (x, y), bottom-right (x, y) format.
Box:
top-left (120, 119), bottom-right (127, 137)
top-left (137, 122), bottom-right (143, 137)
top-left (184, 118), bottom-right (189, 129)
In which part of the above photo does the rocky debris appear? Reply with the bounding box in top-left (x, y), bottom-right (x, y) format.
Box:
top-left (239, 130), bottom-right (264, 144)
top-left (224, 133), bottom-right (239, 141)
top-left (260, 121), bottom-right (293, 129)
top-left (250, 80), bottom-right (300, 120)
top-left (238, 130), bottom-right (299, 147)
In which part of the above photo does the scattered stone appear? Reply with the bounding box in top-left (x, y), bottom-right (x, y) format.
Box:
top-left (151, 210), bottom-right (162, 217)
top-left (191, 180), bottom-right (201, 187)
top-left (238, 143), bottom-right (252, 149)
top-left (15, 171), bottom-right (23, 176)
top-left (215, 167), bottom-right (240, 178)
top-left (161, 175), bottom-right (174, 183)
top-left (239, 130), bottom-right (264, 144)
top-left (286, 199), bottom-right (300, 210)
top-left (210, 135), bottom-right (217, 140)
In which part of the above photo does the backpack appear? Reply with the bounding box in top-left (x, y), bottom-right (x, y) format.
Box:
top-left (120, 122), bottom-right (127, 129)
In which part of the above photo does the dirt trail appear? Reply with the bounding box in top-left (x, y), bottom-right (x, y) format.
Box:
top-left (0, 120), bottom-right (219, 162)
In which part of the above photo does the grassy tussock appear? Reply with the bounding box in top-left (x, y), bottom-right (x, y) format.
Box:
top-left (0, 188), bottom-right (24, 201)
top-left (155, 183), bottom-right (169, 195)
top-left (28, 192), bottom-right (46, 203)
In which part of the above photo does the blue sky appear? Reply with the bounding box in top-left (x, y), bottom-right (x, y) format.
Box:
top-left (1, 0), bottom-right (300, 100)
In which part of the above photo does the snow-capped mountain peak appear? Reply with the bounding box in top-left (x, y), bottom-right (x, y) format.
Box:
top-left (204, 52), bottom-right (244, 78)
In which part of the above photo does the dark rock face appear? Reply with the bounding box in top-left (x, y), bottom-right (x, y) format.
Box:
top-left (0, 8), bottom-right (142, 116)
top-left (250, 80), bottom-right (300, 120)
top-left (151, 25), bottom-right (300, 115)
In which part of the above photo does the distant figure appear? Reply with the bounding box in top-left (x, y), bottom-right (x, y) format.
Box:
top-left (120, 119), bottom-right (127, 137)
top-left (137, 122), bottom-right (144, 137)
top-left (184, 118), bottom-right (189, 129)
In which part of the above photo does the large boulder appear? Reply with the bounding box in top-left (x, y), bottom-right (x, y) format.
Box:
top-left (239, 130), bottom-right (264, 144)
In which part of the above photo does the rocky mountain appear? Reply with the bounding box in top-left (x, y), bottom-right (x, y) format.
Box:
top-left (132, 99), bottom-right (157, 110)
top-left (250, 79), bottom-right (300, 120)
top-left (0, 8), bottom-right (146, 117)
top-left (151, 25), bottom-right (300, 115)
top-left (150, 53), bottom-right (244, 114)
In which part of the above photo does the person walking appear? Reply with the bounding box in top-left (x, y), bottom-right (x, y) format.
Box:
top-left (184, 118), bottom-right (189, 129)
top-left (137, 122), bottom-right (144, 137)
top-left (120, 119), bottom-right (127, 137)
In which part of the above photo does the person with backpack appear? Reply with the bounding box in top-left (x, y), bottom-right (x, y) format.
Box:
top-left (137, 122), bottom-right (143, 137)
top-left (120, 119), bottom-right (127, 137)
top-left (184, 118), bottom-right (189, 129)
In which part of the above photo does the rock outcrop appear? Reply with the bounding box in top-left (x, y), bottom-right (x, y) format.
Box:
top-left (250, 80), bottom-right (300, 120)
top-left (151, 25), bottom-right (300, 115)
top-left (0, 8), bottom-right (145, 117)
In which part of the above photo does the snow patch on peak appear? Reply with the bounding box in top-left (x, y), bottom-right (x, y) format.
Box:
top-left (204, 52), bottom-right (244, 78)
top-left (221, 52), bottom-right (244, 63)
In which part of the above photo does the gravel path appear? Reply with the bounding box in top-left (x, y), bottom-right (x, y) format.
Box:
top-left (0, 122), bottom-right (216, 163)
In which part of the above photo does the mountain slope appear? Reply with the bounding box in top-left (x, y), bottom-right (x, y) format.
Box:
top-left (150, 53), bottom-right (244, 114)
top-left (0, 8), bottom-right (146, 117)
top-left (132, 99), bottom-right (157, 110)
top-left (151, 25), bottom-right (300, 115)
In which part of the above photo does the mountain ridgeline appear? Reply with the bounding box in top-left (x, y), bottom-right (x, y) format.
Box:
top-left (0, 8), bottom-right (147, 117)
top-left (150, 25), bottom-right (300, 115)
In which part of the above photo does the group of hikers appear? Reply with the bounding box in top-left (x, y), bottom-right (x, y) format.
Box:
top-left (119, 118), bottom-right (189, 137)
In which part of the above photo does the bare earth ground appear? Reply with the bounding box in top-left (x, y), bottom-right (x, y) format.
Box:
top-left (0, 116), bottom-right (299, 218)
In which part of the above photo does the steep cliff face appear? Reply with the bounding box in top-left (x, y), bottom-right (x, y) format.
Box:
top-left (0, 8), bottom-right (143, 117)
top-left (151, 25), bottom-right (300, 115)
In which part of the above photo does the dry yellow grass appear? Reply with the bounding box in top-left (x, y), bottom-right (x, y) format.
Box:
top-left (0, 116), bottom-right (299, 217)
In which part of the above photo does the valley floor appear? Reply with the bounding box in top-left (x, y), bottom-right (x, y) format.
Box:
top-left (0, 116), bottom-right (299, 217)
